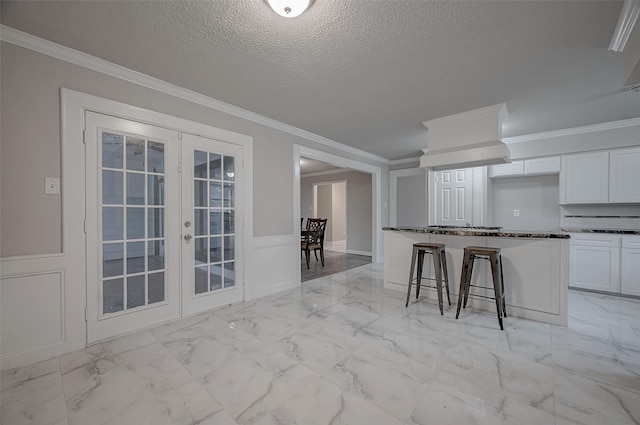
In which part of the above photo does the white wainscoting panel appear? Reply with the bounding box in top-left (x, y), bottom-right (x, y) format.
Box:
top-left (1, 270), bottom-right (65, 355)
top-left (0, 254), bottom-right (78, 370)
top-left (248, 235), bottom-right (300, 300)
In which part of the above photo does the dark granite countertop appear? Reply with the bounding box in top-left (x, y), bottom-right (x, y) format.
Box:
top-left (561, 228), bottom-right (640, 235)
top-left (383, 226), bottom-right (570, 239)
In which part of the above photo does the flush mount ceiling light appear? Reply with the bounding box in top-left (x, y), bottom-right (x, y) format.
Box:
top-left (265, 0), bottom-right (313, 18)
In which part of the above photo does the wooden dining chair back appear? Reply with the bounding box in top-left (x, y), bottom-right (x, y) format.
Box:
top-left (301, 218), bottom-right (327, 269)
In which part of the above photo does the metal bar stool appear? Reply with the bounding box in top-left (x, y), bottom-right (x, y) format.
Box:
top-left (405, 242), bottom-right (451, 315)
top-left (455, 246), bottom-right (507, 330)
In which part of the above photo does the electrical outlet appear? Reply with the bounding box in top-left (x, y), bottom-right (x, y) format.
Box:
top-left (45, 177), bottom-right (61, 195)
top-left (513, 209), bottom-right (520, 217)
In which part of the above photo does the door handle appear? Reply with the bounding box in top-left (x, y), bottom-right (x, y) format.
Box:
top-left (184, 234), bottom-right (192, 242)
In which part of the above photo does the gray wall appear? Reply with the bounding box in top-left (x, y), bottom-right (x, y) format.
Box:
top-left (490, 175), bottom-right (560, 231)
top-left (396, 174), bottom-right (427, 227)
top-left (301, 171), bottom-right (372, 254)
top-left (0, 42), bottom-right (389, 257)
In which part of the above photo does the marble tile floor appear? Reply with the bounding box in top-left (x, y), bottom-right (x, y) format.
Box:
top-left (2, 263), bottom-right (640, 425)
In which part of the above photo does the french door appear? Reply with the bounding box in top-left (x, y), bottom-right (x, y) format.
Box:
top-left (85, 112), bottom-right (243, 343)
top-left (180, 133), bottom-right (243, 316)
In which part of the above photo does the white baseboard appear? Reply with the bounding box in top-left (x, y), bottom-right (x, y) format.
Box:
top-left (347, 249), bottom-right (373, 257)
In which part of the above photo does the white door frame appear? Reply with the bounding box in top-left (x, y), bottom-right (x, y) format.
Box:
top-left (62, 88), bottom-right (253, 346)
top-left (293, 145), bottom-right (382, 276)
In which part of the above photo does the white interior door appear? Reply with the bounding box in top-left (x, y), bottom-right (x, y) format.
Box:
top-left (181, 133), bottom-right (244, 316)
top-left (85, 112), bottom-right (180, 343)
top-left (434, 168), bottom-right (473, 226)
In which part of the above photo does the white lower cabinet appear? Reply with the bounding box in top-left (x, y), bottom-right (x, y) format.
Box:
top-left (570, 233), bottom-right (640, 295)
top-left (569, 234), bottom-right (620, 292)
top-left (621, 236), bottom-right (640, 296)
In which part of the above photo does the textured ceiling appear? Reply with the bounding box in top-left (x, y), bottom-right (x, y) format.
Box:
top-left (2, 0), bottom-right (640, 160)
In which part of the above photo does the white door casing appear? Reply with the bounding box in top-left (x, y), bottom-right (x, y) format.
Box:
top-left (293, 145), bottom-right (383, 267)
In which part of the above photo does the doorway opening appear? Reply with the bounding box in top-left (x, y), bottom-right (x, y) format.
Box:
top-left (297, 152), bottom-right (378, 282)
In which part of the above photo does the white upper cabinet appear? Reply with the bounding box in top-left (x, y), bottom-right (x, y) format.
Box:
top-left (561, 151), bottom-right (609, 204)
top-left (609, 146), bottom-right (640, 203)
top-left (489, 157), bottom-right (560, 179)
top-left (561, 147), bottom-right (640, 204)
top-left (524, 157), bottom-right (561, 176)
top-left (489, 161), bottom-right (524, 178)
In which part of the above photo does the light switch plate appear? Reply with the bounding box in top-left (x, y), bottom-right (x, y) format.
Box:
top-left (45, 177), bottom-right (61, 195)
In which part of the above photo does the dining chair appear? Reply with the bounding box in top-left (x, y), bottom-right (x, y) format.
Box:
top-left (301, 218), bottom-right (327, 269)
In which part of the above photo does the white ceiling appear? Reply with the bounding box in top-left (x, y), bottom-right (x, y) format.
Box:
top-left (2, 1), bottom-right (639, 160)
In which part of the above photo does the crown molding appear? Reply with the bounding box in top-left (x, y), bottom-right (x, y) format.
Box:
top-left (389, 156), bottom-right (421, 165)
top-left (609, 0), bottom-right (640, 52)
top-left (503, 116), bottom-right (640, 144)
top-left (0, 25), bottom-right (390, 165)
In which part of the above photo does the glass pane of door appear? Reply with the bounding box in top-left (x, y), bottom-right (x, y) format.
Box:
top-left (192, 150), bottom-right (236, 295)
top-left (100, 132), bottom-right (167, 316)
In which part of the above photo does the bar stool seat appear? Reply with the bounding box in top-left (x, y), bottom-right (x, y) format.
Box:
top-left (405, 242), bottom-right (451, 315)
top-left (455, 246), bottom-right (507, 330)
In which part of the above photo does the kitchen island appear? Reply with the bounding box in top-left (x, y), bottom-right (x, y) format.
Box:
top-left (384, 226), bottom-right (570, 326)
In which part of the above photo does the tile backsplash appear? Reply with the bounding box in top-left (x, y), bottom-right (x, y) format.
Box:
top-left (560, 205), bottom-right (640, 230)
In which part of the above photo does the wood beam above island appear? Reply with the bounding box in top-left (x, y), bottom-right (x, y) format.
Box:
top-left (383, 227), bottom-right (570, 326)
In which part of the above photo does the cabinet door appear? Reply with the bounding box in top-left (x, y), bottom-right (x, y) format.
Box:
top-left (524, 157), bottom-right (560, 176)
top-left (489, 161), bottom-right (524, 178)
top-left (563, 152), bottom-right (609, 204)
top-left (621, 236), bottom-right (640, 296)
top-left (609, 147), bottom-right (640, 203)
top-left (569, 236), bottom-right (620, 293)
